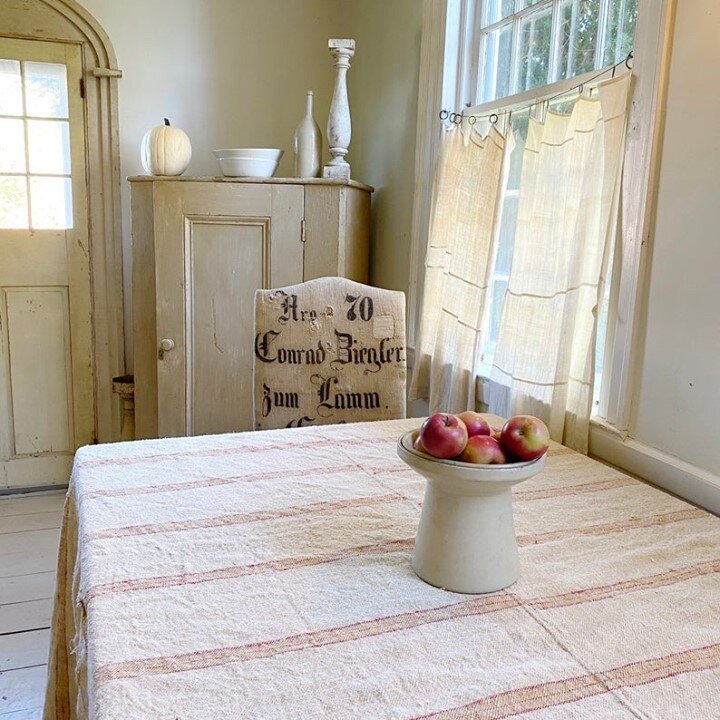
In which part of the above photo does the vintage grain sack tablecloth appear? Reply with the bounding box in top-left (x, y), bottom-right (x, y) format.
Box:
top-left (44, 418), bottom-right (720, 719)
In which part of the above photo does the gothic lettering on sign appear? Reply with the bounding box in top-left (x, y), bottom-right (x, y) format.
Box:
top-left (256, 285), bottom-right (405, 430)
top-left (277, 292), bottom-right (322, 324)
top-left (261, 383), bottom-right (300, 418)
top-left (285, 416), bottom-right (316, 428)
top-left (311, 373), bottom-right (382, 417)
top-left (255, 332), bottom-right (327, 365)
top-left (345, 294), bottom-right (374, 321)
top-left (331, 331), bottom-right (406, 373)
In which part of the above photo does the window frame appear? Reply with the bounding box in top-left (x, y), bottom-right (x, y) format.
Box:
top-left (408, 0), bottom-right (677, 437)
top-left (470, 0), bottom-right (635, 106)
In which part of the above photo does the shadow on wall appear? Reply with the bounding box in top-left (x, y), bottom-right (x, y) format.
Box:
top-left (339, 0), bottom-right (423, 295)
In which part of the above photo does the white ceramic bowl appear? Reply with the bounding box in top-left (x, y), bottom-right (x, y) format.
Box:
top-left (398, 430), bottom-right (547, 594)
top-left (213, 148), bottom-right (283, 178)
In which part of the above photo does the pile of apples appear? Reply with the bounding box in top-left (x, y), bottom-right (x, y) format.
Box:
top-left (414, 411), bottom-right (550, 465)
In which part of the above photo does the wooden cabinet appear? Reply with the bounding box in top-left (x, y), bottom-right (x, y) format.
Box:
top-left (130, 176), bottom-right (371, 439)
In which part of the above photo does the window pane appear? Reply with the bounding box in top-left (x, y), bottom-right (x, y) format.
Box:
top-left (593, 247), bottom-right (614, 409)
top-left (483, 0), bottom-right (515, 26)
top-left (0, 60), bottom-right (23, 116)
top-left (480, 24), bottom-right (513, 103)
top-left (30, 176), bottom-right (72, 229)
top-left (515, 0), bottom-right (547, 11)
top-left (24, 62), bottom-right (69, 118)
top-left (604, 0), bottom-right (638, 66)
top-left (487, 278), bottom-right (509, 357)
top-left (507, 110), bottom-right (531, 189)
top-left (0, 118), bottom-right (27, 173)
top-left (0, 176), bottom-right (29, 229)
top-left (496, 196), bottom-right (519, 274)
top-left (516, 6), bottom-right (553, 92)
top-left (557, 0), bottom-right (600, 80)
top-left (28, 120), bottom-right (71, 175)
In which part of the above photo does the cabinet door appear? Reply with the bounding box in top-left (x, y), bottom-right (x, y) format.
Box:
top-left (154, 182), bottom-right (304, 437)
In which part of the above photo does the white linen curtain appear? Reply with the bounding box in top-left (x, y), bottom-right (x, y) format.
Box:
top-left (410, 125), bottom-right (511, 412)
top-left (487, 73), bottom-right (631, 452)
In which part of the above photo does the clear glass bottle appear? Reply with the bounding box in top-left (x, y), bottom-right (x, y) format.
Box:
top-left (293, 91), bottom-right (322, 178)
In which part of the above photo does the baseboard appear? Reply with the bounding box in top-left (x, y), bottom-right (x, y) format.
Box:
top-left (0, 484), bottom-right (68, 496)
top-left (589, 423), bottom-right (720, 515)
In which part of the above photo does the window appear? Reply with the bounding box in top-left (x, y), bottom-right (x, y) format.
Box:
top-left (411, 0), bottom-right (669, 434)
top-left (476, 0), bottom-right (637, 105)
top-left (0, 59), bottom-right (73, 229)
top-left (465, 0), bottom-right (637, 406)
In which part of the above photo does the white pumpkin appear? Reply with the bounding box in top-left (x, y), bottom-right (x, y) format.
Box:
top-left (141, 119), bottom-right (192, 176)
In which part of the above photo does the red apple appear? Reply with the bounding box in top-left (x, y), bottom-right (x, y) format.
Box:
top-left (456, 411), bottom-right (491, 438)
top-left (419, 413), bottom-right (468, 459)
top-left (500, 415), bottom-right (550, 461)
top-left (458, 435), bottom-right (506, 464)
top-left (412, 433), bottom-right (426, 453)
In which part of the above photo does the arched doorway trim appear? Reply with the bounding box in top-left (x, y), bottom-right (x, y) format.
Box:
top-left (3, 0), bottom-right (125, 441)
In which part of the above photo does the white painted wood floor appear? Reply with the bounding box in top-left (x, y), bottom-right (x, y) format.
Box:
top-left (0, 490), bottom-right (65, 719)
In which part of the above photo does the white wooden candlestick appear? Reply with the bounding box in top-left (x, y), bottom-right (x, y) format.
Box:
top-left (323, 38), bottom-right (355, 180)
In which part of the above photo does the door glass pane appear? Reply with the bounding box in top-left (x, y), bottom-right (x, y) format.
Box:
top-left (557, 0), bottom-right (600, 80)
top-left (516, 6), bottom-right (553, 92)
top-left (0, 176), bottom-right (29, 229)
top-left (0, 60), bottom-right (23, 116)
top-left (0, 118), bottom-right (26, 173)
top-left (481, 23), bottom-right (513, 102)
top-left (604, 0), bottom-right (638, 66)
top-left (24, 62), bottom-right (69, 118)
top-left (30, 176), bottom-right (72, 229)
top-left (27, 120), bottom-right (71, 174)
top-left (483, 0), bottom-right (515, 26)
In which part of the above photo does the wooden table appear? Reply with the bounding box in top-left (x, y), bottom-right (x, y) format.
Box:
top-left (45, 418), bottom-right (720, 719)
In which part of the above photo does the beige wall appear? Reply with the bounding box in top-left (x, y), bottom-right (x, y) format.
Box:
top-left (336, 0), bottom-right (423, 294)
top-left (79, 0), bottom-right (422, 370)
top-left (632, 0), bottom-right (720, 475)
top-left (79, 0), bottom-right (338, 369)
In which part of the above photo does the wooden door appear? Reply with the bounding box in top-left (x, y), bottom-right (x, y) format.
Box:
top-left (0, 38), bottom-right (94, 489)
top-left (154, 182), bottom-right (304, 437)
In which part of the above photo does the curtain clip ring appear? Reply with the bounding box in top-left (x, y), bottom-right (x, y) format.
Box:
top-left (489, 113), bottom-right (499, 125)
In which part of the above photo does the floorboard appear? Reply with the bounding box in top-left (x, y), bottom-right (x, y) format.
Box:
top-left (0, 492), bottom-right (64, 717)
top-left (0, 665), bottom-right (47, 715)
top-left (0, 492), bottom-right (65, 519)
top-left (0, 600), bottom-right (53, 636)
top-left (0, 573), bottom-right (55, 606)
top-left (0, 630), bottom-right (50, 672)
top-left (0, 530), bottom-right (61, 579)
top-left (0, 709), bottom-right (43, 719)
top-left (0, 512), bottom-right (62, 535)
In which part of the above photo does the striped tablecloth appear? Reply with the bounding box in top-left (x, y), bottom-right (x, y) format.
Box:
top-left (44, 418), bottom-right (720, 719)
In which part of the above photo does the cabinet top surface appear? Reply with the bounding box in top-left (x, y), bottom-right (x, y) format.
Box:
top-left (127, 175), bottom-right (374, 192)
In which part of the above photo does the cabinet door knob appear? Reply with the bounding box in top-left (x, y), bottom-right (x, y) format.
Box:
top-left (158, 338), bottom-right (175, 359)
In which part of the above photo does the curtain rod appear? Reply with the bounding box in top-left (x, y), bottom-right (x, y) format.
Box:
top-left (440, 51), bottom-right (634, 127)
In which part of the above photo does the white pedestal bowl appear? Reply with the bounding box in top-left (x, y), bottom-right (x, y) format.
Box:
top-left (397, 431), bottom-right (546, 594)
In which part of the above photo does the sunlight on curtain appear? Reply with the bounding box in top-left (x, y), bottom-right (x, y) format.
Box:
top-left (487, 73), bottom-right (631, 452)
top-left (410, 126), bottom-right (512, 412)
